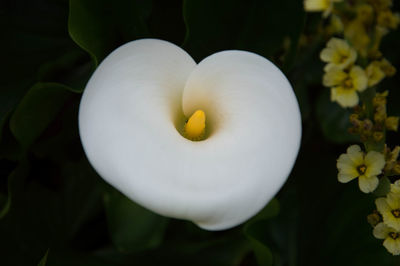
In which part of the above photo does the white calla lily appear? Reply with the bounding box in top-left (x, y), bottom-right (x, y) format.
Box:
top-left (79, 39), bottom-right (301, 230)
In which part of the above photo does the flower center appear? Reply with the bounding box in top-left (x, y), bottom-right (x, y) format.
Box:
top-left (391, 209), bottom-right (400, 218)
top-left (389, 232), bottom-right (400, 239)
top-left (339, 54), bottom-right (349, 64)
top-left (357, 164), bottom-right (367, 175)
top-left (343, 78), bottom-right (353, 89)
top-left (184, 110), bottom-right (206, 141)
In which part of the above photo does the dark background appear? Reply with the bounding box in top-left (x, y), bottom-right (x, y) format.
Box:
top-left (1, 0), bottom-right (400, 265)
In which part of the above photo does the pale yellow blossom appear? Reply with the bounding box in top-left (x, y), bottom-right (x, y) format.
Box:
top-left (377, 10), bottom-right (400, 29)
top-left (304, 0), bottom-right (342, 17)
top-left (344, 20), bottom-right (370, 57)
top-left (390, 180), bottom-right (400, 195)
top-left (320, 38), bottom-right (357, 71)
top-left (376, 194), bottom-right (400, 231)
top-left (386, 117), bottom-right (399, 131)
top-left (356, 4), bottom-right (374, 24)
top-left (380, 58), bottom-right (397, 76)
top-left (323, 66), bottom-right (367, 107)
top-left (373, 222), bottom-right (400, 255)
top-left (366, 61), bottom-right (386, 87)
top-left (337, 145), bottom-right (385, 193)
top-left (326, 15), bottom-right (344, 35)
top-left (368, 0), bottom-right (393, 11)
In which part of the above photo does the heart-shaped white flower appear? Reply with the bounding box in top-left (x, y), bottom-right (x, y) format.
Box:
top-left (79, 39), bottom-right (301, 230)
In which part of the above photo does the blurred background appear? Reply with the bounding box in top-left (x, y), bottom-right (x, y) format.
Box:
top-left (1, 0), bottom-right (400, 265)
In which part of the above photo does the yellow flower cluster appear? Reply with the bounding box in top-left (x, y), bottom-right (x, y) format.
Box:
top-left (341, 1), bottom-right (398, 58)
top-left (315, 0), bottom-right (398, 108)
top-left (304, 0), bottom-right (400, 257)
top-left (320, 38), bottom-right (396, 108)
top-left (373, 181), bottom-right (400, 255)
top-left (321, 38), bottom-right (367, 107)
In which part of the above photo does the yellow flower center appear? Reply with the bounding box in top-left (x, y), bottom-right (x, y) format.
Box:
top-left (389, 232), bottom-right (400, 239)
top-left (339, 54), bottom-right (349, 64)
top-left (184, 110), bottom-right (206, 141)
top-left (343, 78), bottom-right (353, 89)
top-left (391, 209), bottom-right (400, 218)
top-left (357, 164), bottom-right (367, 175)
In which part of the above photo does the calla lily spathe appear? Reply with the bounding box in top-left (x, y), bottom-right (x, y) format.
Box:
top-left (79, 39), bottom-right (301, 230)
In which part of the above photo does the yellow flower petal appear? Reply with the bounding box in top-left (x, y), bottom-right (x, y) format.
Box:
top-left (349, 66), bottom-right (368, 92)
top-left (386, 193), bottom-right (400, 210)
top-left (337, 153), bottom-right (355, 169)
top-left (344, 20), bottom-right (370, 57)
top-left (331, 87), bottom-right (359, 108)
top-left (377, 197), bottom-right (400, 231)
top-left (364, 151), bottom-right (385, 177)
top-left (323, 67), bottom-right (347, 87)
top-left (373, 222), bottom-right (390, 239)
top-left (346, 145), bottom-right (364, 164)
top-left (366, 61), bottom-right (385, 87)
top-left (304, 0), bottom-right (330, 11)
top-left (385, 215), bottom-right (400, 232)
top-left (376, 197), bottom-right (391, 214)
top-left (320, 47), bottom-right (336, 62)
top-left (358, 175), bottom-right (379, 193)
top-left (338, 172), bottom-right (358, 183)
top-left (391, 180), bottom-right (400, 194)
top-left (383, 237), bottom-right (400, 255)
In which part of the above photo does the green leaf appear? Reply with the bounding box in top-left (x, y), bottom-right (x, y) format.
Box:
top-left (37, 50), bottom-right (92, 92)
top-left (9, 82), bottom-right (76, 149)
top-left (244, 220), bottom-right (274, 266)
top-left (0, 0), bottom-right (77, 142)
top-left (0, 173), bottom-right (13, 219)
top-left (373, 177), bottom-right (391, 197)
top-left (38, 250), bottom-right (49, 266)
top-left (247, 198), bottom-right (280, 224)
top-left (183, 0), bottom-right (305, 63)
top-left (68, 0), bottom-right (152, 66)
top-left (316, 89), bottom-right (359, 144)
top-left (0, 162), bottom-right (29, 219)
top-left (95, 230), bottom-right (250, 266)
top-left (103, 187), bottom-right (168, 252)
top-left (243, 199), bottom-right (280, 266)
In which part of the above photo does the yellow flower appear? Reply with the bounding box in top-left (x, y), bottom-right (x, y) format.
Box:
top-left (337, 145), bottom-right (385, 193)
top-left (368, 210), bottom-right (382, 227)
top-left (356, 4), bottom-right (374, 24)
top-left (390, 180), bottom-right (400, 194)
top-left (386, 116), bottom-right (399, 131)
top-left (320, 38), bottom-right (357, 71)
top-left (377, 10), bottom-right (400, 29)
top-left (344, 20), bottom-right (370, 57)
top-left (323, 66), bottom-right (368, 107)
top-left (384, 146), bottom-right (400, 174)
top-left (368, 0), bottom-right (393, 11)
top-left (380, 58), bottom-right (396, 76)
top-left (373, 222), bottom-right (400, 255)
top-left (304, 0), bottom-right (342, 17)
top-left (369, 26), bottom-right (388, 57)
top-left (376, 193), bottom-right (400, 231)
top-left (366, 61), bottom-right (385, 87)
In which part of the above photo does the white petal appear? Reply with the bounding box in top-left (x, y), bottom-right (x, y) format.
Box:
top-left (79, 39), bottom-right (301, 230)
